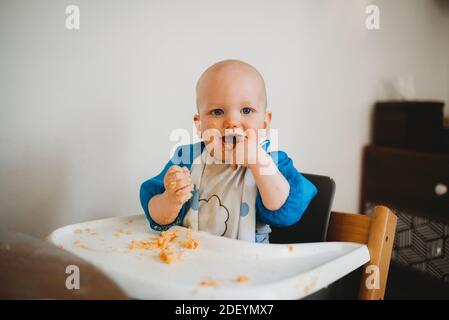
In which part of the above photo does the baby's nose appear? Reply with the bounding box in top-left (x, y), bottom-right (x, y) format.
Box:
top-left (223, 111), bottom-right (241, 129)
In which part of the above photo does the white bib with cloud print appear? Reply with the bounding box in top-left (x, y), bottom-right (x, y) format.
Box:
top-left (182, 148), bottom-right (257, 242)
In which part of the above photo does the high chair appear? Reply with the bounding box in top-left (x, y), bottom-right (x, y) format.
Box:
top-left (270, 173), bottom-right (397, 300)
top-left (327, 205), bottom-right (397, 299)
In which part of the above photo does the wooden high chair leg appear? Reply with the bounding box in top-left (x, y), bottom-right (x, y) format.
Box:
top-left (327, 205), bottom-right (397, 300)
top-left (359, 206), bottom-right (397, 300)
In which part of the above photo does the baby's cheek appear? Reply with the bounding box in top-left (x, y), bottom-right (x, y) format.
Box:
top-left (204, 120), bottom-right (220, 132)
top-left (201, 123), bottom-right (222, 142)
top-left (243, 117), bottom-right (264, 129)
top-left (202, 132), bottom-right (219, 146)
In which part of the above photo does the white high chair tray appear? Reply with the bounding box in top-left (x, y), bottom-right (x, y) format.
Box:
top-left (47, 214), bottom-right (370, 300)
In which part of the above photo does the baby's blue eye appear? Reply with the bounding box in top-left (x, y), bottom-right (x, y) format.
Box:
top-left (210, 109), bottom-right (224, 116)
top-left (241, 107), bottom-right (253, 115)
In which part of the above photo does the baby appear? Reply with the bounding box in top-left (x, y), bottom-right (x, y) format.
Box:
top-left (140, 60), bottom-right (317, 243)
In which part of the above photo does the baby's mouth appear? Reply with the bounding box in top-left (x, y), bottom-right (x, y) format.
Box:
top-left (222, 133), bottom-right (243, 150)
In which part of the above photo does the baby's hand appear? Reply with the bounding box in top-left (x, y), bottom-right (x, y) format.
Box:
top-left (232, 128), bottom-right (263, 168)
top-left (163, 165), bottom-right (194, 207)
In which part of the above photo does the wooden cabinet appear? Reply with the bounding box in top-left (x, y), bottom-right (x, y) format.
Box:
top-left (360, 145), bottom-right (449, 296)
top-left (360, 145), bottom-right (449, 224)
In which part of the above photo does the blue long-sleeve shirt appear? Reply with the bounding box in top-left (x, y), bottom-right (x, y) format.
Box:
top-left (139, 141), bottom-right (317, 241)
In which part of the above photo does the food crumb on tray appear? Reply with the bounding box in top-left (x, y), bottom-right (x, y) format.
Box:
top-left (128, 229), bottom-right (197, 264)
top-left (235, 275), bottom-right (249, 284)
top-left (74, 228), bottom-right (97, 236)
top-left (73, 240), bottom-right (95, 251)
top-left (199, 278), bottom-right (219, 287)
top-left (159, 250), bottom-right (179, 264)
top-left (115, 229), bottom-right (133, 238)
top-left (184, 239), bottom-right (200, 249)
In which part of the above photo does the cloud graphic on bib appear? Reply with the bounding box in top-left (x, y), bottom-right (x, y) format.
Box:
top-left (198, 194), bottom-right (230, 236)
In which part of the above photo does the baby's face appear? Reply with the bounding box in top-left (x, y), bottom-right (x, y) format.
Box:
top-left (194, 66), bottom-right (272, 159)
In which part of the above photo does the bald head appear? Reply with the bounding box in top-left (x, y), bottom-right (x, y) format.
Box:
top-left (195, 59), bottom-right (267, 112)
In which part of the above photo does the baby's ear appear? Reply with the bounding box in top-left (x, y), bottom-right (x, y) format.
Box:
top-left (193, 114), bottom-right (201, 137)
top-left (263, 111), bottom-right (272, 129)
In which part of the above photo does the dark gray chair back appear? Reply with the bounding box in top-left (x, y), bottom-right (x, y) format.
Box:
top-left (269, 173), bottom-right (336, 244)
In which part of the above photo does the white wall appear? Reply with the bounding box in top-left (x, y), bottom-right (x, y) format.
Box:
top-left (1, 0), bottom-right (448, 238)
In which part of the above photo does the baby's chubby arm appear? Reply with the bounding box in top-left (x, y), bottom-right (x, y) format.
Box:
top-left (248, 146), bottom-right (290, 211)
top-left (148, 165), bottom-right (194, 225)
top-left (233, 129), bottom-right (289, 211)
top-left (254, 149), bottom-right (318, 227)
